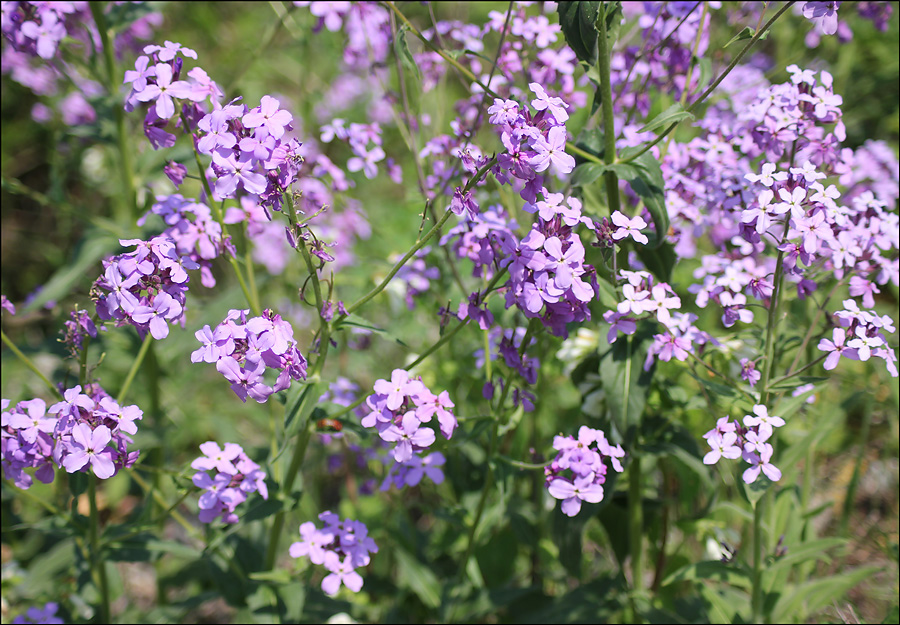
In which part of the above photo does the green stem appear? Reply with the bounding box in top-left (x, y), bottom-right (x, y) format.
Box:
top-left (566, 142), bottom-right (605, 165)
top-left (628, 453), bottom-right (644, 624)
top-left (88, 475), bottom-right (111, 624)
top-left (597, 8), bottom-right (620, 216)
top-left (78, 334), bottom-right (92, 386)
top-left (751, 495), bottom-right (764, 623)
top-left (457, 317), bottom-right (537, 583)
top-left (760, 248), bottom-right (786, 407)
top-left (89, 1), bottom-right (137, 225)
top-left (264, 408), bottom-right (317, 570)
top-left (1, 330), bottom-right (62, 398)
top-left (383, 1), bottom-right (500, 99)
top-left (343, 157), bottom-right (498, 318)
top-left (117, 332), bottom-right (153, 405)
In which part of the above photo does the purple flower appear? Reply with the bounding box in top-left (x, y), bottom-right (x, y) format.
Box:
top-left (742, 443), bottom-right (782, 484)
top-left (11, 601), bottom-right (64, 625)
top-left (322, 552), bottom-right (364, 595)
top-left (62, 423), bottom-right (116, 479)
top-left (817, 327), bottom-right (856, 370)
top-left (289, 521), bottom-right (334, 565)
top-left (212, 150), bottom-right (268, 197)
top-left (134, 63), bottom-right (195, 119)
top-left (380, 412), bottom-right (436, 463)
top-left (610, 211), bottom-right (649, 245)
top-left (703, 431), bottom-right (742, 465)
top-left (529, 82), bottom-right (569, 123)
top-left (743, 404), bottom-right (785, 440)
top-left (243, 95), bottom-right (293, 140)
top-left (215, 357), bottom-right (272, 403)
top-left (529, 126), bottom-right (575, 175)
top-left (548, 475), bottom-right (605, 516)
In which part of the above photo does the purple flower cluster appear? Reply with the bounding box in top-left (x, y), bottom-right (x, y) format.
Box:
top-left (319, 119), bottom-right (386, 180)
top-left (545, 426), bottom-right (625, 517)
top-left (10, 601), bottom-right (64, 625)
top-left (193, 308), bottom-right (308, 403)
top-left (60, 308), bottom-right (98, 359)
top-left (92, 236), bottom-right (197, 340)
top-left (137, 193), bottom-right (234, 288)
top-left (2, 384), bottom-right (142, 489)
top-left (488, 82), bottom-right (576, 205)
top-left (190, 441), bottom-right (268, 524)
top-left (616, 2), bottom-right (711, 122)
top-left (380, 451), bottom-right (446, 491)
top-left (1, 2), bottom-right (161, 126)
top-left (818, 300), bottom-right (898, 375)
top-left (195, 95), bottom-right (303, 212)
top-left (391, 247), bottom-right (440, 310)
top-left (124, 41), bottom-right (304, 215)
top-left (289, 511), bottom-right (378, 596)
top-left (362, 370), bottom-right (457, 464)
top-left (703, 405), bottom-right (785, 485)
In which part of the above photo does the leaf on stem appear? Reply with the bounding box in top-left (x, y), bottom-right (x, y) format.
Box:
top-left (557, 1), bottom-right (602, 66)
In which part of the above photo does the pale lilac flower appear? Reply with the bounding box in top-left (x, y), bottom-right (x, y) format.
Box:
top-left (743, 404), bottom-right (785, 440)
top-left (134, 63), bottom-right (195, 119)
top-left (548, 474), bottom-right (605, 516)
top-left (610, 211), bottom-right (649, 245)
top-left (62, 423), bottom-right (116, 479)
top-left (742, 443), bottom-right (782, 484)
top-left (703, 431), bottom-right (742, 465)
top-left (322, 552), bottom-right (364, 595)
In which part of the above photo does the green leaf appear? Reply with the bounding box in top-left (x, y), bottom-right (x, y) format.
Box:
top-left (724, 26), bottom-right (755, 49)
top-left (662, 560), bottom-right (753, 589)
top-left (393, 24), bottom-right (421, 81)
top-left (771, 566), bottom-right (881, 622)
top-left (334, 313), bottom-right (409, 347)
top-left (595, 277), bottom-right (619, 310)
top-left (104, 1), bottom-right (154, 32)
top-left (686, 370), bottom-right (740, 401)
top-left (699, 585), bottom-right (749, 623)
top-left (557, 1), bottom-right (601, 66)
top-left (551, 505), bottom-right (589, 577)
top-left (106, 536), bottom-right (203, 562)
top-left (605, 152), bottom-right (669, 250)
top-left (635, 241), bottom-right (677, 283)
top-left (741, 473), bottom-right (775, 505)
top-left (763, 538), bottom-right (846, 575)
top-left (570, 162), bottom-right (607, 187)
top-left (395, 548), bottom-right (441, 609)
top-left (573, 127), bottom-right (605, 164)
top-left (249, 569), bottom-right (293, 584)
top-left (629, 152), bottom-right (669, 246)
top-left (695, 55), bottom-right (714, 91)
top-left (637, 103), bottom-right (695, 134)
top-left (23, 232), bottom-right (119, 313)
top-left (598, 322), bottom-right (656, 438)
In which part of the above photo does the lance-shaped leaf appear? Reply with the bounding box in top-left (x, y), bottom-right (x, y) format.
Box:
top-left (557, 1), bottom-right (601, 66)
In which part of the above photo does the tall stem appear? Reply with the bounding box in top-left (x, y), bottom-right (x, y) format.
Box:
top-left (117, 332), bottom-right (153, 405)
top-left (751, 496), bottom-right (764, 623)
top-left (88, 475), bottom-right (111, 623)
top-left (628, 453), bottom-right (644, 623)
top-left (597, 8), bottom-right (620, 216)
top-left (264, 403), bottom-right (317, 570)
top-left (90, 1), bottom-right (137, 226)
